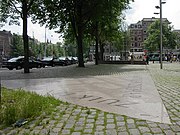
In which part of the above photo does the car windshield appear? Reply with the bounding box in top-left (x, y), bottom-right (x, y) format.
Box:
top-left (42, 57), bottom-right (53, 61)
top-left (59, 57), bottom-right (66, 60)
top-left (8, 56), bottom-right (24, 62)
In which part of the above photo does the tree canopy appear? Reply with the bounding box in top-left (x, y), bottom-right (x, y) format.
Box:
top-left (31, 0), bottom-right (133, 66)
top-left (144, 20), bottom-right (177, 52)
top-left (0, 0), bottom-right (41, 73)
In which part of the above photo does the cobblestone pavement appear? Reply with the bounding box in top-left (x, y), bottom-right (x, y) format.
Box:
top-left (0, 62), bottom-right (180, 135)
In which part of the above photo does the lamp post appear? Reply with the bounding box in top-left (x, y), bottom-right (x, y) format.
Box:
top-left (159, 0), bottom-right (163, 69)
top-left (155, 0), bottom-right (166, 69)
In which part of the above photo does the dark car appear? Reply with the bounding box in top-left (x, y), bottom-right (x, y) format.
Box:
top-left (2, 56), bottom-right (44, 70)
top-left (41, 57), bottom-right (66, 67)
top-left (41, 57), bottom-right (55, 67)
top-left (53, 58), bottom-right (67, 66)
top-left (67, 57), bottom-right (78, 64)
top-left (59, 57), bottom-right (71, 65)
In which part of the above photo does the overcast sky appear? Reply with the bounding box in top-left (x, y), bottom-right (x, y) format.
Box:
top-left (1, 0), bottom-right (180, 44)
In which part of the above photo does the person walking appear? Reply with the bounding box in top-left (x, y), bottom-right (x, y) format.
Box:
top-left (146, 55), bottom-right (149, 65)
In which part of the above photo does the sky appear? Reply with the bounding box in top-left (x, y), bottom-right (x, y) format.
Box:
top-left (1, 0), bottom-right (180, 44)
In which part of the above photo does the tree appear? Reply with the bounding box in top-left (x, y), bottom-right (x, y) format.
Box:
top-left (32, 0), bottom-right (133, 67)
top-left (144, 20), bottom-right (177, 52)
top-left (11, 34), bottom-right (24, 57)
top-left (0, 0), bottom-right (40, 73)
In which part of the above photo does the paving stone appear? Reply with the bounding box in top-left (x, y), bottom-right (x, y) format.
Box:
top-left (105, 129), bottom-right (117, 135)
top-left (163, 130), bottom-right (176, 135)
top-left (96, 120), bottom-right (104, 125)
top-left (127, 123), bottom-right (136, 129)
top-left (116, 116), bottom-right (125, 121)
top-left (128, 129), bottom-right (140, 135)
top-left (85, 124), bottom-right (94, 129)
top-left (49, 132), bottom-right (59, 135)
top-left (127, 119), bottom-right (135, 124)
top-left (106, 124), bottom-right (116, 129)
top-left (142, 133), bottom-right (153, 135)
top-left (117, 126), bottom-right (127, 132)
top-left (158, 124), bottom-right (171, 130)
top-left (55, 123), bottom-right (63, 128)
top-left (98, 113), bottom-right (105, 117)
top-left (52, 128), bottom-right (61, 133)
top-left (136, 121), bottom-right (147, 126)
top-left (95, 125), bottom-right (105, 131)
top-left (148, 123), bottom-right (158, 128)
top-left (94, 131), bottom-right (105, 135)
top-left (150, 127), bottom-right (163, 134)
top-left (74, 126), bottom-right (84, 131)
top-left (84, 128), bottom-right (93, 133)
top-left (106, 114), bottom-right (114, 119)
top-left (64, 124), bottom-right (74, 129)
top-left (117, 122), bottom-right (126, 126)
top-left (107, 119), bottom-right (114, 123)
top-left (31, 130), bottom-right (40, 134)
top-left (80, 113), bottom-right (88, 117)
top-left (170, 125), bottom-right (180, 132)
top-left (87, 115), bottom-right (96, 119)
top-left (71, 132), bottom-right (81, 135)
top-left (39, 129), bottom-right (49, 134)
top-left (86, 119), bottom-right (95, 123)
top-left (61, 129), bottom-right (71, 134)
top-left (117, 131), bottom-right (129, 135)
top-left (138, 126), bottom-right (150, 133)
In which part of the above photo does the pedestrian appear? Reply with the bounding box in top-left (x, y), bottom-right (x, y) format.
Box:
top-left (131, 54), bottom-right (134, 64)
top-left (146, 55), bottom-right (149, 65)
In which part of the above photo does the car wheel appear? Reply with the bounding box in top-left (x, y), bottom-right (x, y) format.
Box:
top-left (16, 65), bottom-right (22, 70)
top-left (37, 64), bottom-right (41, 68)
top-left (8, 67), bottom-right (13, 70)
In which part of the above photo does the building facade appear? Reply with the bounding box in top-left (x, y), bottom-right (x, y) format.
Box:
top-left (0, 30), bottom-right (12, 59)
top-left (129, 18), bottom-right (169, 53)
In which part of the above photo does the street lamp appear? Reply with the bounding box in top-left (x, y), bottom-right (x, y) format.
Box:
top-left (155, 0), bottom-right (166, 69)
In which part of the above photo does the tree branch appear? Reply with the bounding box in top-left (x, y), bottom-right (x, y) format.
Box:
top-left (27, 0), bottom-right (35, 12)
top-left (9, 0), bottom-right (22, 15)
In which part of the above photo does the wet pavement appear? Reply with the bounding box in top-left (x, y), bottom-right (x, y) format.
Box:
top-left (0, 62), bottom-right (180, 134)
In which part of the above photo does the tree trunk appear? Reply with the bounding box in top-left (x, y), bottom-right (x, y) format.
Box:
top-left (77, 3), bottom-right (85, 67)
top-left (99, 40), bottom-right (104, 61)
top-left (95, 21), bottom-right (99, 65)
top-left (77, 23), bottom-right (85, 67)
top-left (22, 1), bottom-right (29, 73)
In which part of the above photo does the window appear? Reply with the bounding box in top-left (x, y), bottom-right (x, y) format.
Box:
top-left (131, 43), bottom-right (134, 47)
top-left (135, 42), bottom-right (137, 47)
top-left (138, 25), bottom-right (142, 28)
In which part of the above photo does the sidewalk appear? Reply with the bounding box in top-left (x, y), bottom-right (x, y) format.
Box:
top-left (0, 62), bottom-right (180, 135)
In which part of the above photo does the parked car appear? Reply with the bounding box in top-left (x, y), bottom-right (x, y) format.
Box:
top-left (53, 58), bottom-right (67, 66)
top-left (41, 57), bottom-right (66, 67)
top-left (41, 57), bottom-right (55, 67)
top-left (2, 56), bottom-right (44, 70)
top-left (68, 57), bottom-right (78, 64)
top-left (59, 57), bottom-right (71, 65)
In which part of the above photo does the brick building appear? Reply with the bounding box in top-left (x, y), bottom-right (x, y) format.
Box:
top-left (129, 18), bottom-right (169, 53)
